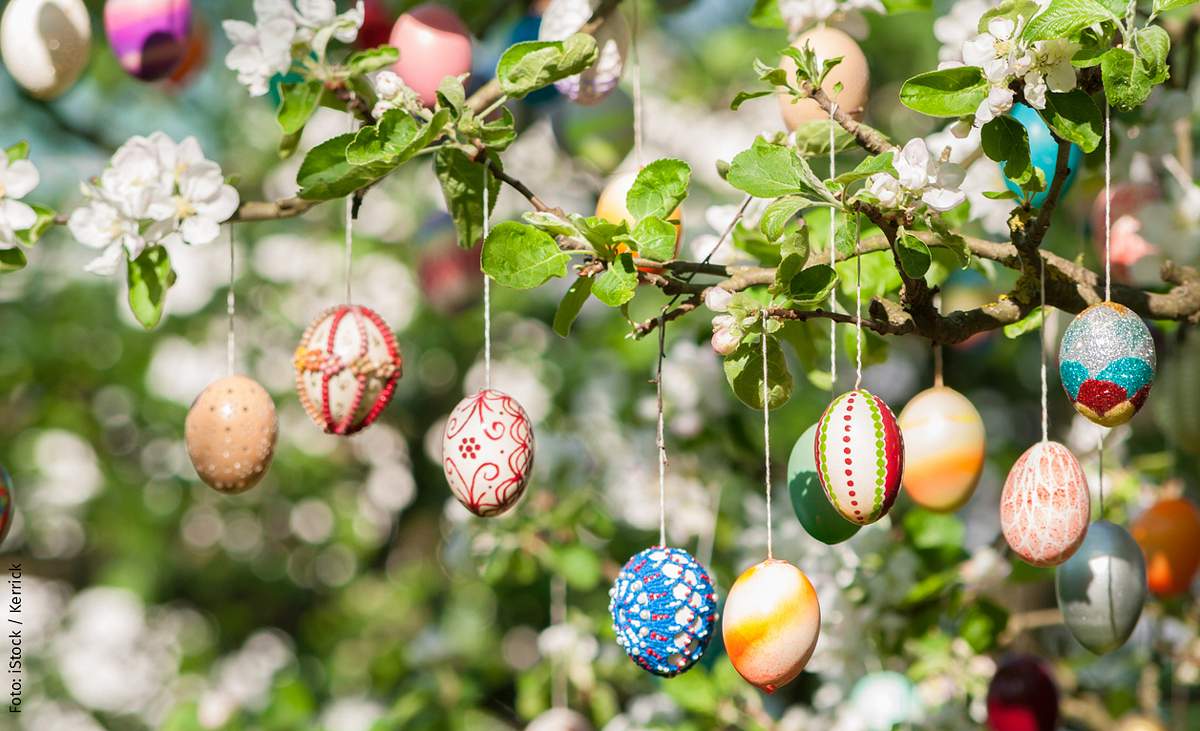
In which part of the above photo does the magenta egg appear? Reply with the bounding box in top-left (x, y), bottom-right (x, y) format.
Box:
top-left (104, 0), bottom-right (191, 81)
top-left (389, 3), bottom-right (472, 107)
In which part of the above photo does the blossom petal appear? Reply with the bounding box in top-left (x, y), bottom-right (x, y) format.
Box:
top-left (1, 159), bottom-right (39, 198)
top-left (0, 199), bottom-right (36, 231)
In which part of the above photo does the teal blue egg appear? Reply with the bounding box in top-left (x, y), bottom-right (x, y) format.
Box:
top-left (788, 424), bottom-right (860, 545)
top-left (1002, 103), bottom-right (1083, 207)
top-left (1055, 520), bottom-right (1147, 654)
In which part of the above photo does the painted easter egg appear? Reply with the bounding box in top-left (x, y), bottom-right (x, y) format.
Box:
top-left (778, 27), bottom-right (870, 130)
top-left (551, 88), bottom-right (634, 174)
top-left (357, 0), bottom-right (394, 50)
top-left (1055, 520), bottom-right (1147, 654)
top-left (897, 386), bottom-right (985, 512)
top-left (788, 424), bottom-right (859, 544)
top-left (814, 388), bottom-right (904, 526)
top-left (442, 389), bottom-right (535, 517)
top-left (294, 304), bottom-right (403, 435)
top-left (104, 0), bottom-right (190, 81)
top-left (1131, 497), bottom-right (1200, 596)
top-left (1000, 441), bottom-right (1090, 568)
top-left (0, 0), bottom-right (91, 100)
top-left (526, 709), bottom-right (592, 731)
top-left (1154, 334), bottom-right (1200, 454)
top-left (165, 13), bottom-right (208, 88)
top-left (389, 3), bottom-right (472, 107)
top-left (185, 375), bottom-right (278, 494)
top-left (1002, 103), bottom-right (1083, 207)
top-left (723, 559), bottom-right (820, 693)
top-left (986, 655), bottom-right (1058, 731)
top-left (539, 0), bottom-right (629, 105)
top-left (609, 545), bottom-right (718, 677)
top-left (1059, 302), bottom-right (1155, 427)
top-left (0, 465), bottom-right (14, 545)
top-left (848, 672), bottom-right (922, 730)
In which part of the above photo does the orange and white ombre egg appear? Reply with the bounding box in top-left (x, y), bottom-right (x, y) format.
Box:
top-left (778, 27), bottom-right (870, 130)
top-left (722, 559), bottom-right (820, 693)
top-left (897, 386), bottom-right (986, 512)
top-left (1001, 441), bottom-right (1091, 567)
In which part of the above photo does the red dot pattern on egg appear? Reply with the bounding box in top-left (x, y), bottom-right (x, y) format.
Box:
top-left (442, 389), bottom-right (535, 517)
top-left (1000, 441), bottom-right (1091, 567)
top-left (185, 375), bottom-right (278, 494)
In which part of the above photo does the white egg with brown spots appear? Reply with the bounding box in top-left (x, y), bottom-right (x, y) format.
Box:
top-left (778, 26), bottom-right (870, 130)
top-left (185, 375), bottom-right (278, 494)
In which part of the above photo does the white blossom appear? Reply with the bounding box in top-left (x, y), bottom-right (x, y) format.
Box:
top-left (866, 139), bottom-right (966, 212)
top-left (370, 70), bottom-right (422, 119)
top-left (779, 0), bottom-right (885, 36)
top-left (0, 156), bottom-right (40, 248)
top-left (934, 0), bottom-right (995, 64)
top-left (223, 0), bottom-right (300, 96)
top-left (295, 0), bottom-right (365, 57)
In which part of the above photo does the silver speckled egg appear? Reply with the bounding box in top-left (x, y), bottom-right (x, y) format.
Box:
top-left (1055, 520), bottom-right (1147, 654)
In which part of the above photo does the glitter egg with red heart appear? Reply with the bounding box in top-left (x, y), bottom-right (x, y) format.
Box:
top-left (814, 388), bottom-right (904, 525)
top-left (1059, 302), bottom-right (1156, 427)
top-left (1000, 441), bottom-right (1090, 567)
top-left (294, 305), bottom-right (403, 435)
top-left (442, 389), bottom-right (535, 517)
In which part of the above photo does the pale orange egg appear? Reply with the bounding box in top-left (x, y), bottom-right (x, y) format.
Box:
top-left (898, 386), bottom-right (986, 512)
top-left (185, 375), bottom-right (278, 494)
top-left (778, 27), bottom-right (870, 130)
top-left (595, 170), bottom-right (682, 270)
top-left (722, 559), bottom-right (820, 693)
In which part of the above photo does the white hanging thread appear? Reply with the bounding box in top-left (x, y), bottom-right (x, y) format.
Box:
top-left (1104, 103), bottom-right (1112, 303)
top-left (1098, 431), bottom-right (1106, 515)
top-left (761, 310), bottom-right (773, 560)
top-left (631, 0), bottom-right (644, 167)
top-left (226, 224), bottom-right (236, 377)
top-left (853, 215), bottom-right (863, 389)
top-left (550, 574), bottom-right (568, 709)
top-left (1040, 254), bottom-right (1049, 443)
top-left (656, 320), bottom-right (668, 547)
top-left (828, 103), bottom-right (839, 390)
top-left (344, 111), bottom-right (356, 305)
top-left (482, 161), bottom-right (493, 391)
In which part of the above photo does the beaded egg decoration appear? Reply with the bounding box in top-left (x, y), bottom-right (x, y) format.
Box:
top-left (609, 546), bottom-right (718, 677)
top-left (0, 464), bottom-right (14, 544)
top-left (442, 389), bottom-right (535, 517)
top-left (539, 0), bottom-right (629, 105)
top-left (897, 386), bottom-right (985, 512)
top-left (0, 0), bottom-right (92, 100)
top-left (103, 0), bottom-right (191, 81)
top-left (723, 559), bottom-right (820, 693)
top-left (814, 388), bottom-right (904, 525)
top-left (1055, 520), bottom-right (1147, 654)
top-left (294, 305), bottom-right (403, 435)
top-left (1059, 302), bottom-right (1155, 427)
top-left (1000, 441), bottom-right (1090, 567)
top-left (185, 375), bottom-right (278, 494)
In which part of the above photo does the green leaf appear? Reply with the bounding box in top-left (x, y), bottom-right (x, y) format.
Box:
top-left (496, 34), bottom-right (599, 99)
top-left (522, 210), bottom-right (579, 238)
top-left (897, 233), bottom-right (932, 278)
top-left (747, 0), bottom-right (786, 27)
top-left (789, 264), bottom-right (839, 307)
top-left (1040, 90), bottom-right (1103, 153)
top-left (481, 222), bottom-right (569, 289)
top-left (959, 600), bottom-right (1009, 653)
top-left (627, 159), bottom-right (691, 221)
top-left (730, 89), bottom-right (774, 110)
top-left (297, 133), bottom-right (394, 200)
top-left (761, 196), bottom-right (811, 241)
top-left (434, 147), bottom-right (501, 248)
top-left (591, 256), bottom-right (638, 306)
top-left (436, 76), bottom-right (467, 117)
top-left (789, 120), bottom-right (860, 156)
top-left (1003, 306), bottom-right (1045, 337)
top-left (771, 253), bottom-right (805, 296)
top-left (1101, 47), bottom-right (1153, 111)
top-left (1135, 25), bottom-right (1171, 84)
top-left (631, 217), bottom-right (677, 261)
top-left (727, 137), bottom-right (833, 200)
top-left (0, 247), bottom-right (27, 272)
top-left (1154, 0), bottom-right (1199, 12)
top-left (4, 141), bottom-right (29, 162)
top-left (981, 116), bottom-right (1033, 184)
top-left (1022, 0), bottom-right (1119, 41)
top-left (479, 107), bottom-right (518, 152)
top-left (832, 151), bottom-right (896, 186)
top-left (723, 335), bottom-right (793, 410)
top-left (126, 245), bottom-right (176, 330)
top-left (553, 276), bottom-right (593, 337)
top-left (277, 79), bottom-right (324, 136)
top-left (346, 45), bottom-right (399, 75)
top-left (14, 204), bottom-right (56, 247)
top-left (347, 111), bottom-right (419, 165)
top-left (899, 67), bottom-right (988, 118)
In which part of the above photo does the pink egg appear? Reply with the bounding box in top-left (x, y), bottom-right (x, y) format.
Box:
top-left (1000, 441), bottom-right (1091, 567)
top-left (442, 389), bottom-right (535, 517)
top-left (389, 3), bottom-right (472, 107)
top-left (814, 388), bottom-right (904, 525)
top-left (104, 0), bottom-right (191, 81)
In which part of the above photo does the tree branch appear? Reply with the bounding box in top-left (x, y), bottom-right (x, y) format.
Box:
top-left (798, 83), bottom-right (896, 155)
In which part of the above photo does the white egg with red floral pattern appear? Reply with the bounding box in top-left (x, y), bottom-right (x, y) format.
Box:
top-left (442, 389), bottom-right (535, 517)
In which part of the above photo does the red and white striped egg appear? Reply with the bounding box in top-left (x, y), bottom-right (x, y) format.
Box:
top-left (442, 389), bottom-right (535, 517)
top-left (814, 389), bottom-right (904, 525)
top-left (1000, 441), bottom-right (1091, 567)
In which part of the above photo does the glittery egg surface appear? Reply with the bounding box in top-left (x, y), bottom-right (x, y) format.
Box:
top-left (0, 0), bottom-right (92, 100)
top-left (1000, 441), bottom-right (1090, 567)
top-left (897, 386), bottom-right (985, 512)
top-left (1131, 497), bottom-right (1200, 596)
top-left (103, 0), bottom-right (190, 81)
top-left (441, 389), bottom-right (535, 517)
top-left (1055, 520), bottom-right (1146, 654)
top-left (814, 388), bottom-right (904, 525)
top-left (185, 375), bottom-right (278, 494)
top-left (539, 0), bottom-right (628, 105)
top-left (294, 304), bottom-right (403, 435)
top-left (1059, 302), bottom-right (1155, 427)
top-left (722, 559), bottom-right (820, 693)
top-left (609, 546), bottom-right (718, 677)
top-left (788, 424), bottom-right (859, 544)
top-left (778, 27), bottom-right (869, 129)
top-left (0, 465), bottom-right (14, 544)
top-left (389, 3), bottom-right (472, 107)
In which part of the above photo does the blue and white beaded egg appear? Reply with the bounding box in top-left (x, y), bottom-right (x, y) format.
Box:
top-left (609, 546), bottom-right (718, 677)
top-left (1059, 302), bottom-right (1156, 427)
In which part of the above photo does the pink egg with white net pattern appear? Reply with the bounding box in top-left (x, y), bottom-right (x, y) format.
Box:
top-left (1000, 441), bottom-right (1090, 567)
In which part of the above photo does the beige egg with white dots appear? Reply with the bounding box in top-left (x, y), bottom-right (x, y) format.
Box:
top-left (185, 375), bottom-right (278, 494)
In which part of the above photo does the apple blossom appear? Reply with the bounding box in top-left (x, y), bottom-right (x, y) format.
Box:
top-left (0, 156), bottom-right (40, 249)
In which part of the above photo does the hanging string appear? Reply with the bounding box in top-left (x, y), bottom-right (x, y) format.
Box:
top-left (933, 344), bottom-right (944, 387)
top-left (853, 214), bottom-right (863, 389)
top-left (761, 310), bottom-right (773, 560)
top-left (1098, 432), bottom-right (1106, 516)
top-left (630, 0), bottom-right (644, 167)
top-left (226, 224), bottom-right (236, 377)
top-left (1040, 255), bottom-right (1049, 443)
top-left (828, 103), bottom-right (839, 390)
top-left (656, 319), bottom-right (668, 547)
top-left (344, 111), bottom-right (357, 305)
top-left (550, 574), bottom-right (568, 709)
top-left (482, 161), bottom-right (493, 391)
top-left (1104, 102), bottom-right (1112, 302)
